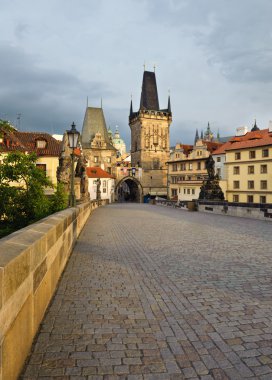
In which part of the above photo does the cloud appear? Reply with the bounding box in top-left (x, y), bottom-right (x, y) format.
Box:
top-left (0, 42), bottom-right (114, 133)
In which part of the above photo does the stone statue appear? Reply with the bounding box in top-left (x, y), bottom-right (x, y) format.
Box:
top-left (57, 133), bottom-right (90, 202)
top-left (198, 155), bottom-right (224, 201)
top-left (96, 178), bottom-right (101, 201)
top-left (205, 155), bottom-right (215, 180)
top-left (75, 154), bottom-right (90, 201)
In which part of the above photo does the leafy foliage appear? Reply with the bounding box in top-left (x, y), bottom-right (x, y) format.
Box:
top-left (0, 152), bottom-right (68, 237)
top-left (0, 119), bottom-right (16, 134)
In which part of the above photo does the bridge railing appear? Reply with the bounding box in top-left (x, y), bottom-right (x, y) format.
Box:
top-left (0, 200), bottom-right (108, 380)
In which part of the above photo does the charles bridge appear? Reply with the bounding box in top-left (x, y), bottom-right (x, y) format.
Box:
top-left (1, 202), bottom-right (272, 379)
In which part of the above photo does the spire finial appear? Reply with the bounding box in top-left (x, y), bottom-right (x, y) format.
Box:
top-left (101, 98), bottom-right (103, 108)
top-left (143, 61), bottom-right (146, 71)
top-left (153, 64), bottom-right (156, 72)
top-left (86, 96), bottom-right (88, 108)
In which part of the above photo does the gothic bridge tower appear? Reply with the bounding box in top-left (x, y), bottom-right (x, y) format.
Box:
top-left (129, 70), bottom-right (172, 199)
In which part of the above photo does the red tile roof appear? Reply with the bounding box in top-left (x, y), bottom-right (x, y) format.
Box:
top-left (213, 128), bottom-right (272, 154)
top-left (15, 132), bottom-right (61, 156)
top-left (0, 130), bottom-right (61, 156)
top-left (202, 140), bottom-right (223, 153)
top-left (86, 167), bottom-right (115, 179)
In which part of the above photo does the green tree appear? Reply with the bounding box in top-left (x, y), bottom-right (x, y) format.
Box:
top-left (49, 182), bottom-right (68, 213)
top-left (0, 152), bottom-right (52, 229)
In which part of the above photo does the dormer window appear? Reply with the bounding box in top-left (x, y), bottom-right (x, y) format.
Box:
top-left (36, 139), bottom-right (47, 148)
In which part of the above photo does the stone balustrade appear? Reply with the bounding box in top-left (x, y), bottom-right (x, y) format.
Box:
top-left (0, 200), bottom-right (108, 380)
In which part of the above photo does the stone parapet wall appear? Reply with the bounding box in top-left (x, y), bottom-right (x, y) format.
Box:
top-left (198, 201), bottom-right (272, 221)
top-left (0, 200), bottom-right (107, 380)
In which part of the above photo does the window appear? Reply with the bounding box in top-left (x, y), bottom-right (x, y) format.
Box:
top-left (189, 163), bottom-right (193, 171)
top-left (233, 195), bottom-right (239, 202)
top-left (36, 139), bottom-right (47, 148)
top-left (248, 165), bottom-right (254, 174)
top-left (180, 163), bottom-right (186, 171)
top-left (248, 180), bottom-right (254, 189)
top-left (261, 164), bottom-right (267, 174)
top-left (249, 151), bottom-right (256, 159)
top-left (172, 163), bottom-right (177, 171)
top-left (216, 168), bottom-right (221, 178)
top-left (184, 189), bottom-right (186, 194)
top-left (197, 162), bottom-right (201, 170)
top-left (260, 180), bottom-right (267, 189)
top-left (235, 152), bottom-right (241, 160)
top-left (103, 180), bottom-right (106, 187)
top-left (233, 181), bottom-right (240, 189)
top-left (107, 167), bottom-right (111, 174)
top-left (260, 196), bottom-right (266, 204)
top-left (172, 176), bottom-right (177, 184)
top-left (233, 166), bottom-right (240, 175)
top-left (247, 195), bottom-right (254, 203)
top-left (192, 189), bottom-right (195, 195)
top-left (153, 158), bottom-right (160, 169)
top-left (199, 151), bottom-right (202, 156)
top-left (216, 157), bottom-right (221, 162)
top-left (36, 164), bottom-right (46, 172)
top-left (94, 156), bottom-right (99, 163)
top-left (262, 149), bottom-right (269, 158)
top-left (107, 157), bottom-right (111, 163)
top-left (171, 189), bottom-right (177, 197)
top-left (187, 188), bottom-right (190, 194)
top-left (103, 188), bottom-right (107, 193)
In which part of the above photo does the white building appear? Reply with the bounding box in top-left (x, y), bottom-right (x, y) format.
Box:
top-left (86, 167), bottom-right (115, 203)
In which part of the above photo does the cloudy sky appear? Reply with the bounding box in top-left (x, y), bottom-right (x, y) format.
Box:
top-left (1, 0), bottom-right (272, 147)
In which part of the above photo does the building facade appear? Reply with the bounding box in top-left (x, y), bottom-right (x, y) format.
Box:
top-left (81, 106), bottom-right (117, 175)
top-left (86, 166), bottom-right (115, 203)
top-left (168, 139), bottom-right (222, 202)
top-left (128, 70), bottom-right (172, 198)
top-left (0, 128), bottom-right (61, 186)
top-left (225, 126), bottom-right (272, 203)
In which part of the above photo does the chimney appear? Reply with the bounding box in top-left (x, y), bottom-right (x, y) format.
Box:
top-left (236, 126), bottom-right (248, 136)
top-left (268, 120), bottom-right (272, 132)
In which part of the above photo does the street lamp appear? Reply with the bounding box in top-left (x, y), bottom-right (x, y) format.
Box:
top-left (67, 122), bottom-right (80, 207)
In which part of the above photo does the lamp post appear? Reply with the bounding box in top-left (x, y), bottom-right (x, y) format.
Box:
top-left (67, 122), bottom-right (80, 207)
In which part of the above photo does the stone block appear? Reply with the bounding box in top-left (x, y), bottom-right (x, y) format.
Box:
top-left (2, 295), bottom-right (33, 380)
top-left (1, 245), bottom-right (30, 304)
top-left (33, 269), bottom-right (52, 335)
top-left (0, 268), bottom-right (3, 311)
top-left (33, 259), bottom-right (47, 292)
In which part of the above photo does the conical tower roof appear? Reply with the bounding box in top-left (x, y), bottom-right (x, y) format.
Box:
top-left (140, 71), bottom-right (160, 110)
top-left (81, 107), bottom-right (114, 149)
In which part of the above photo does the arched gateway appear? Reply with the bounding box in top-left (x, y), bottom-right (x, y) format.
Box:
top-left (115, 176), bottom-right (143, 203)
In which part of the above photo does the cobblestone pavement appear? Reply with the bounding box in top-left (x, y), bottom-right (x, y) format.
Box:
top-left (21, 204), bottom-right (272, 380)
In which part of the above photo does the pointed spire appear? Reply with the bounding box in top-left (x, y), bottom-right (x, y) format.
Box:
top-left (101, 98), bottom-right (103, 109)
top-left (200, 130), bottom-right (203, 139)
top-left (251, 118), bottom-right (260, 131)
top-left (207, 122), bottom-right (210, 132)
top-left (86, 96), bottom-right (89, 108)
top-left (139, 71), bottom-right (159, 110)
top-left (217, 129), bottom-right (220, 140)
top-left (130, 97), bottom-right (133, 117)
top-left (167, 94), bottom-right (171, 113)
top-left (194, 129), bottom-right (199, 145)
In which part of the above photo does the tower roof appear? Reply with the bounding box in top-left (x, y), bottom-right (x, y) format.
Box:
top-left (81, 107), bottom-right (114, 149)
top-left (140, 71), bottom-right (160, 111)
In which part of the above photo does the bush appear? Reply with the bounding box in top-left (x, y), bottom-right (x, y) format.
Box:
top-left (0, 152), bottom-right (68, 237)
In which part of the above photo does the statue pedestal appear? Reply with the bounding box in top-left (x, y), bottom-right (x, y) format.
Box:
top-left (199, 177), bottom-right (224, 201)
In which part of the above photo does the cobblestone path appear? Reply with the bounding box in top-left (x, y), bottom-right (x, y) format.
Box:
top-left (21, 204), bottom-right (272, 379)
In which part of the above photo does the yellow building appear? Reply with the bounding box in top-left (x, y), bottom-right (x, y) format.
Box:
top-left (0, 129), bottom-right (61, 185)
top-left (168, 140), bottom-right (222, 201)
top-left (225, 127), bottom-right (272, 204)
